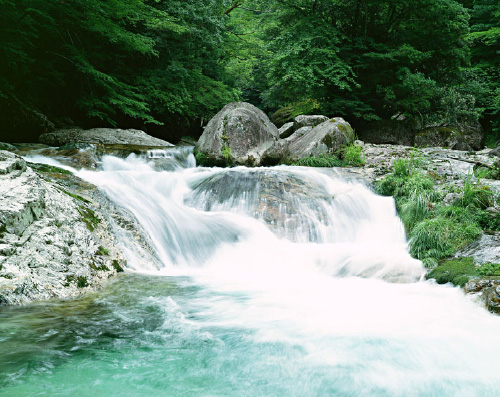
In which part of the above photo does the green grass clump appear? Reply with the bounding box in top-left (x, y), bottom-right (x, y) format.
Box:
top-left (29, 162), bottom-right (72, 175)
top-left (341, 143), bottom-right (365, 166)
top-left (77, 206), bottom-right (100, 232)
top-left (293, 154), bottom-right (343, 167)
top-left (111, 260), bottom-right (124, 273)
top-left (376, 155), bottom-right (493, 267)
top-left (221, 145), bottom-right (231, 165)
top-left (425, 257), bottom-right (477, 287)
top-left (459, 176), bottom-right (495, 209)
top-left (77, 276), bottom-right (89, 288)
top-left (409, 217), bottom-right (481, 263)
top-left (96, 246), bottom-right (109, 256)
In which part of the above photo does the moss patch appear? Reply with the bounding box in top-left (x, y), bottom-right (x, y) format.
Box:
top-left (426, 257), bottom-right (477, 287)
top-left (29, 162), bottom-right (73, 175)
top-left (77, 206), bottom-right (100, 231)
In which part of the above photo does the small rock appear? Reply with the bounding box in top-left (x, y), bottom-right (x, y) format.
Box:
top-left (293, 115), bottom-right (329, 130)
top-left (278, 122), bottom-right (294, 139)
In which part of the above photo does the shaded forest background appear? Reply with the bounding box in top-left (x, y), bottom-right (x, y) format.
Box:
top-left (0, 0), bottom-right (498, 144)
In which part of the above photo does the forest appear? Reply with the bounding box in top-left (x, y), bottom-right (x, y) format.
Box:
top-left (0, 0), bottom-right (498, 143)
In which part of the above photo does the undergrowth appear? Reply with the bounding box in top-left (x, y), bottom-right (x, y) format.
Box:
top-left (291, 142), bottom-right (365, 167)
top-left (375, 152), bottom-right (499, 270)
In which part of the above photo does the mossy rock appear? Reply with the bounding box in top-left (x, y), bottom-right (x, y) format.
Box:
top-left (270, 99), bottom-right (320, 127)
top-left (426, 257), bottom-right (478, 287)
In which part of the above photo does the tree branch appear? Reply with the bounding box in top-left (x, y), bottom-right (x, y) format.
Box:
top-left (224, 1), bottom-right (244, 16)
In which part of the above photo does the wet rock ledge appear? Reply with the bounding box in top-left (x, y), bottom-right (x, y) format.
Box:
top-left (0, 150), bottom-right (158, 305)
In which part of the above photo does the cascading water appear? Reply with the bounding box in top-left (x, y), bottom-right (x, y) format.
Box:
top-left (2, 147), bottom-right (500, 396)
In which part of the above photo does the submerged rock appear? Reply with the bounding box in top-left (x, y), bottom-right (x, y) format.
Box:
top-left (39, 128), bottom-right (173, 147)
top-left (0, 150), bottom-right (159, 305)
top-left (194, 102), bottom-right (279, 166)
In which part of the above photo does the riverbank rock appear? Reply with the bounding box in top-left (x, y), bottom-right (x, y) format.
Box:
top-left (39, 128), bottom-right (173, 147)
top-left (194, 102), bottom-right (279, 166)
top-left (0, 151), bottom-right (159, 305)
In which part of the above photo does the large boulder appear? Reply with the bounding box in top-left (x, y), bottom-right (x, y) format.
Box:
top-left (195, 102), bottom-right (279, 166)
top-left (286, 117), bottom-right (355, 161)
top-left (415, 127), bottom-right (473, 151)
top-left (39, 128), bottom-right (173, 147)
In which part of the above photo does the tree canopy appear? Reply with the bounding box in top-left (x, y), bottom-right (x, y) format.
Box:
top-left (0, 0), bottom-right (498, 142)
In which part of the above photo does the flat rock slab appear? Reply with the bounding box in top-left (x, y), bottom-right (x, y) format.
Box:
top-left (39, 128), bottom-right (173, 147)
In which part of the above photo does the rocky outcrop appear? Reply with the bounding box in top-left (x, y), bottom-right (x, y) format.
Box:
top-left (415, 127), bottom-right (473, 151)
top-left (194, 102), bottom-right (279, 166)
top-left (286, 117), bottom-right (355, 161)
top-left (355, 119), bottom-right (416, 146)
top-left (0, 151), bottom-right (159, 305)
top-left (39, 128), bottom-right (173, 147)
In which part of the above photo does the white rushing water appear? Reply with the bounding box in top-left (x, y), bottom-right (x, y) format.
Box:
top-left (19, 147), bottom-right (500, 396)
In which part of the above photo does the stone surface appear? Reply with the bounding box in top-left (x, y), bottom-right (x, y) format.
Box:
top-left (286, 118), bottom-right (355, 161)
top-left (456, 233), bottom-right (500, 265)
top-left (39, 128), bottom-right (173, 147)
top-left (465, 279), bottom-right (500, 314)
top-left (195, 102), bottom-right (279, 166)
top-left (0, 150), bottom-right (160, 305)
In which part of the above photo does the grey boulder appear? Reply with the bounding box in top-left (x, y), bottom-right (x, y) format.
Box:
top-left (286, 117), bottom-right (355, 161)
top-left (195, 102), bottom-right (279, 166)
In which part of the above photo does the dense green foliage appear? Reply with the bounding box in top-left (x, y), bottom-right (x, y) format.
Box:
top-left (0, 0), bottom-right (498, 141)
top-left (376, 154), bottom-right (499, 267)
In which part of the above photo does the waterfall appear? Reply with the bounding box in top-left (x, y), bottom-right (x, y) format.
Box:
top-left (76, 149), bottom-right (424, 282)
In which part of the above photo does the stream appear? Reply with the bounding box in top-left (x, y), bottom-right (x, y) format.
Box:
top-left (1, 147), bottom-right (500, 396)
